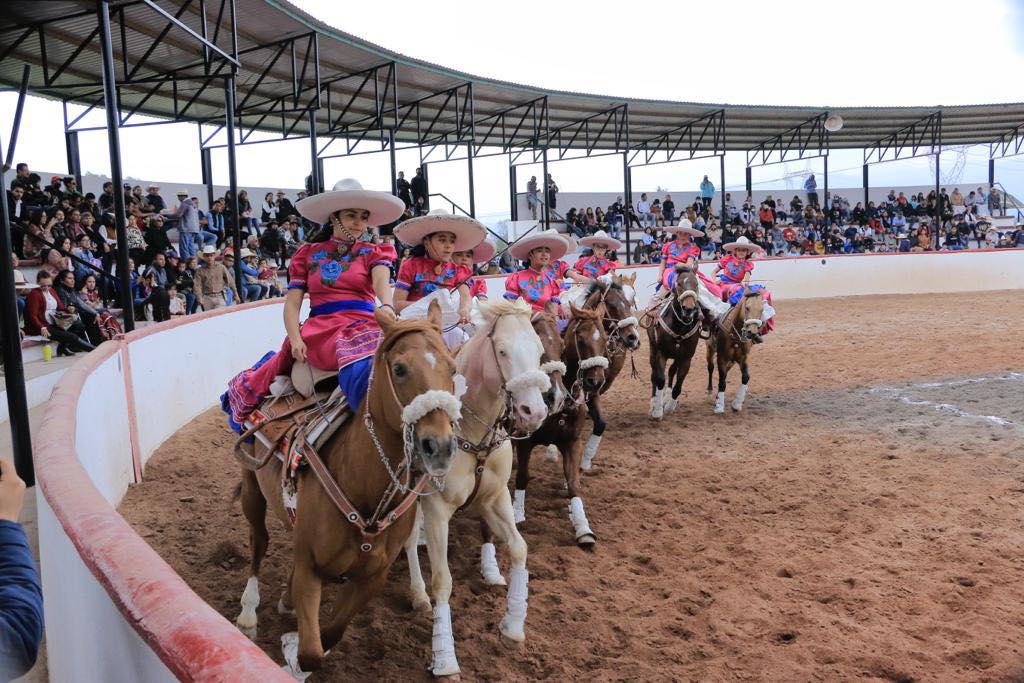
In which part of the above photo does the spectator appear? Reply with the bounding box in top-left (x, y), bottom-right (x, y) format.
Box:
top-left (143, 252), bottom-right (172, 321)
top-left (413, 195), bottom-right (428, 217)
top-left (77, 273), bottom-right (122, 338)
top-left (238, 248), bottom-right (263, 302)
top-left (259, 219), bottom-right (285, 268)
top-left (699, 175), bottom-right (715, 211)
top-left (42, 236), bottom-right (74, 277)
top-left (237, 189), bottom-right (257, 234)
top-left (546, 174), bottom-right (558, 211)
top-left (662, 194), bottom-right (676, 226)
top-left (260, 192), bottom-right (277, 223)
top-left (145, 185), bottom-right (166, 213)
top-left (166, 284), bottom-right (186, 316)
top-left (257, 258), bottom-right (282, 298)
top-left (205, 199), bottom-right (226, 247)
top-left (526, 175), bottom-right (540, 220)
top-left (161, 189), bottom-right (202, 258)
top-left (396, 171), bottom-right (413, 208)
top-left (23, 270), bottom-right (94, 355)
top-left (608, 196), bottom-right (624, 236)
top-left (275, 191), bottom-right (296, 223)
top-left (170, 257), bottom-right (197, 314)
top-left (637, 193), bottom-right (653, 228)
top-left (195, 245), bottom-right (238, 310)
top-left (411, 167), bottom-right (428, 210)
top-left (804, 173), bottom-right (818, 207)
top-left (651, 199), bottom-right (663, 227)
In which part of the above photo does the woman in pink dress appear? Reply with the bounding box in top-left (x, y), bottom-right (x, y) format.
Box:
top-left (222, 179), bottom-right (405, 431)
top-left (714, 236), bottom-right (776, 333)
top-left (657, 219), bottom-right (705, 291)
top-left (504, 229), bottom-right (569, 313)
top-left (453, 238), bottom-right (496, 301)
top-left (573, 230), bottom-right (622, 279)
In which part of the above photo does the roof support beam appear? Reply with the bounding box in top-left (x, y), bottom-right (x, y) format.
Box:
top-left (746, 113), bottom-right (828, 167)
top-left (628, 109), bottom-right (725, 167)
top-left (990, 122), bottom-right (1024, 159)
top-left (863, 111), bottom-right (942, 164)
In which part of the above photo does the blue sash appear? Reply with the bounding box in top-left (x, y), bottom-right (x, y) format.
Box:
top-left (309, 299), bottom-right (375, 318)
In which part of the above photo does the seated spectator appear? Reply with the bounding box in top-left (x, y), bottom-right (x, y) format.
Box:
top-left (42, 236), bottom-right (74, 277)
top-left (259, 219), bottom-right (285, 268)
top-left (142, 252), bottom-right (172, 321)
top-left (257, 258), bottom-right (282, 298)
top-left (23, 270), bottom-right (94, 355)
top-left (171, 257), bottom-right (197, 314)
top-left (77, 274), bottom-right (122, 340)
top-left (167, 284), bottom-right (186, 317)
top-left (238, 248), bottom-right (262, 302)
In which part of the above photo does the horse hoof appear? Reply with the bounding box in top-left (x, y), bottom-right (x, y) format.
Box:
top-left (435, 674), bottom-right (461, 682)
top-left (412, 594), bottom-right (432, 614)
top-left (713, 405), bottom-right (725, 414)
top-left (499, 632), bottom-right (525, 649)
top-left (545, 445), bottom-right (559, 462)
top-left (576, 533), bottom-right (597, 549)
top-left (237, 623), bottom-right (257, 640)
top-left (731, 404), bottom-right (743, 412)
top-left (277, 595), bottom-right (295, 617)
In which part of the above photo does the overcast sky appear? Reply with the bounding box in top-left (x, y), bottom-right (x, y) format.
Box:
top-left (2, 0), bottom-right (1022, 218)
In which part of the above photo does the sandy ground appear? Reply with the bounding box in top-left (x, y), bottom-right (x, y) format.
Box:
top-left (120, 290), bottom-right (1024, 682)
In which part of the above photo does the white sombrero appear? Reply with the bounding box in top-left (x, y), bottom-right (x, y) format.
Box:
top-left (13, 271), bottom-right (38, 289)
top-left (394, 209), bottom-right (487, 252)
top-left (664, 218), bottom-right (704, 238)
top-left (468, 238), bottom-right (496, 264)
top-left (722, 236), bottom-right (765, 253)
top-left (294, 178), bottom-right (405, 226)
top-left (238, 248), bottom-right (256, 259)
top-left (579, 229), bottom-right (622, 252)
top-left (509, 229), bottom-right (568, 261)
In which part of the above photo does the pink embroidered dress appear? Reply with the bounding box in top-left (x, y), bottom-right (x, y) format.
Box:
top-left (715, 254), bottom-right (775, 333)
top-left (504, 266), bottom-right (562, 312)
top-left (222, 237), bottom-right (396, 430)
top-left (572, 255), bottom-right (619, 279)
top-left (545, 259), bottom-right (573, 292)
top-left (396, 256), bottom-right (473, 301)
top-left (660, 239), bottom-right (702, 290)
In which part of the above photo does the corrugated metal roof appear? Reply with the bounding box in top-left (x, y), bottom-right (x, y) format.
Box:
top-left (1, 0), bottom-right (1022, 153)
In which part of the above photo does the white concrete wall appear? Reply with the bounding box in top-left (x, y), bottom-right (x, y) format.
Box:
top-left (480, 248), bottom-right (1024, 307)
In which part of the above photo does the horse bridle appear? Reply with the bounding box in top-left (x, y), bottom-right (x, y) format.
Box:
top-left (719, 291), bottom-right (764, 344)
top-left (564, 314), bottom-right (610, 402)
top-left (653, 279), bottom-right (703, 342)
top-left (589, 283), bottom-right (639, 355)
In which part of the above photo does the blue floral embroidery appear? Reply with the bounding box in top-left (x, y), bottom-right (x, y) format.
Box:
top-left (319, 260), bottom-right (342, 281)
top-left (311, 249), bottom-right (329, 263)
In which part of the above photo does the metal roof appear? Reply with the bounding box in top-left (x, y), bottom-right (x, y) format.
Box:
top-left (2, 0), bottom-right (1023, 154)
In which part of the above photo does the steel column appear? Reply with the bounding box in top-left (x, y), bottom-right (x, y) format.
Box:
top-left (988, 158), bottom-right (995, 188)
top-left (823, 155), bottom-right (829, 210)
top-left (622, 152), bottom-right (630, 264)
top-left (719, 153), bottom-right (726, 222)
top-left (934, 150), bottom-right (941, 249)
top-left (509, 163), bottom-right (518, 221)
top-left (200, 146), bottom-right (214, 209)
top-left (388, 129), bottom-right (397, 196)
top-left (466, 143), bottom-right (475, 218)
top-left (421, 163), bottom-right (430, 211)
top-left (625, 164), bottom-right (634, 266)
top-left (307, 109), bottom-right (320, 194)
top-left (65, 130), bottom-right (82, 188)
top-left (224, 74), bottom-right (243, 295)
top-left (0, 150), bottom-right (33, 484)
top-left (541, 148), bottom-right (549, 230)
top-left (98, 0), bottom-right (136, 332)
top-left (862, 164), bottom-right (869, 208)
top-left (745, 166), bottom-right (752, 196)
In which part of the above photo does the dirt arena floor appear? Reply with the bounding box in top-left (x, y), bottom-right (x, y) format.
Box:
top-left (120, 290), bottom-right (1024, 682)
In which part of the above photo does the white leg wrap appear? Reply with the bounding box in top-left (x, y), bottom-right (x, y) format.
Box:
top-left (580, 434), bottom-right (602, 471)
top-left (664, 395), bottom-right (679, 414)
top-left (568, 496), bottom-right (595, 541)
top-left (715, 391), bottom-right (726, 413)
top-left (732, 383), bottom-right (748, 412)
top-left (512, 489), bottom-right (526, 524)
top-left (545, 444), bottom-right (559, 462)
top-left (499, 565), bottom-right (529, 642)
top-left (277, 593), bottom-right (294, 616)
top-left (417, 516), bottom-right (427, 546)
top-left (480, 542), bottom-right (506, 586)
top-left (649, 388), bottom-right (664, 419)
top-left (281, 632), bottom-right (313, 682)
top-left (431, 603), bottom-right (460, 676)
top-left (236, 576), bottom-right (259, 637)
top-left (698, 280), bottom-right (731, 318)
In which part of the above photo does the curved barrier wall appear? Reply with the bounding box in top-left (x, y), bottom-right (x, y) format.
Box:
top-left (33, 248), bottom-right (1024, 681)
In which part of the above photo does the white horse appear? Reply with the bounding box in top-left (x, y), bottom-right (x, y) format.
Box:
top-left (404, 298), bottom-right (550, 677)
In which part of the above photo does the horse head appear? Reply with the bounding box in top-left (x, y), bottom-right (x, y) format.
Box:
top-left (532, 301), bottom-right (568, 414)
top-left (737, 288), bottom-right (766, 345)
top-left (587, 274), bottom-right (640, 351)
top-left (373, 301), bottom-right (460, 477)
top-left (567, 302), bottom-right (609, 396)
top-left (471, 298), bottom-right (550, 433)
top-left (671, 264), bottom-right (701, 327)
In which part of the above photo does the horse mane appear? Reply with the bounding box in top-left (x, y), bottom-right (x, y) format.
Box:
top-left (585, 277), bottom-right (622, 298)
top-left (673, 264), bottom-right (692, 273)
top-left (478, 297), bottom-right (533, 320)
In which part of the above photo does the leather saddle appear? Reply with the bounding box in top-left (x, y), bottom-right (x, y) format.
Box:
top-left (290, 360), bottom-right (339, 398)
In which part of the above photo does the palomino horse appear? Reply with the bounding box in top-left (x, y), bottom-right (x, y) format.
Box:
top-left (235, 304), bottom-right (461, 676)
top-left (576, 274), bottom-right (640, 470)
top-left (706, 287), bottom-right (766, 413)
top-left (512, 302), bottom-right (609, 547)
top-left (647, 265), bottom-right (703, 419)
top-left (403, 298), bottom-right (551, 677)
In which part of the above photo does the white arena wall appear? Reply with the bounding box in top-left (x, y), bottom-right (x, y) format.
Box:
top-left (33, 248), bottom-right (1024, 682)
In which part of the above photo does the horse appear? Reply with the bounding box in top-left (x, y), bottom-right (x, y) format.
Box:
top-left (233, 303), bottom-right (461, 676)
top-left (511, 302), bottom-right (609, 547)
top-left (647, 265), bottom-right (703, 419)
top-left (706, 286), bottom-right (766, 413)
top-left (403, 298), bottom-right (552, 677)
top-left (576, 274), bottom-right (640, 470)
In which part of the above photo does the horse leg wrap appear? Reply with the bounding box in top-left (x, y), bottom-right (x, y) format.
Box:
top-left (664, 395), bottom-right (679, 414)
top-left (480, 542), bottom-right (506, 586)
top-left (499, 565), bottom-right (529, 642)
top-left (714, 392), bottom-right (726, 414)
top-left (512, 489), bottom-right (526, 524)
top-left (732, 383), bottom-right (748, 412)
top-left (649, 388), bottom-right (664, 419)
top-left (581, 434), bottom-right (602, 471)
top-left (431, 603), bottom-right (460, 676)
top-left (545, 444), bottom-right (559, 462)
top-left (417, 516), bottom-right (427, 546)
top-left (568, 496), bottom-right (595, 541)
top-left (280, 632), bottom-right (313, 682)
top-left (236, 576), bottom-right (259, 638)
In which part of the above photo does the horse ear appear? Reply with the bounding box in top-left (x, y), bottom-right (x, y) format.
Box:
top-left (426, 299), bottom-right (444, 332)
top-left (544, 300), bottom-right (559, 317)
top-left (628, 272), bottom-right (637, 285)
top-left (568, 301), bottom-right (580, 317)
top-left (375, 304), bottom-right (397, 334)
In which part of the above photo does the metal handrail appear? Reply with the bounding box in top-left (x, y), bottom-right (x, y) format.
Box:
top-left (990, 181), bottom-right (1023, 222)
top-left (427, 192), bottom-right (472, 217)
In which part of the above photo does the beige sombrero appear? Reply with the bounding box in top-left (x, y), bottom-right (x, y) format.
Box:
top-left (664, 218), bottom-right (704, 238)
top-left (468, 238), bottom-right (496, 264)
top-left (394, 209), bottom-right (487, 252)
top-left (509, 229), bottom-right (568, 261)
top-left (722, 236), bottom-right (765, 253)
top-left (295, 178), bottom-right (405, 226)
top-left (13, 271), bottom-right (38, 289)
top-left (578, 229), bottom-right (622, 252)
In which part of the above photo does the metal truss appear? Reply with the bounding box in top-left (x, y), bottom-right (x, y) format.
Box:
top-left (627, 109), bottom-right (724, 167)
top-left (473, 96), bottom-right (548, 157)
top-left (990, 122), bottom-right (1024, 159)
top-left (863, 111), bottom-right (942, 164)
top-left (746, 113), bottom-right (828, 167)
top-left (399, 82), bottom-right (474, 163)
top-left (316, 62), bottom-right (398, 158)
top-left (547, 104), bottom-right (629, 161)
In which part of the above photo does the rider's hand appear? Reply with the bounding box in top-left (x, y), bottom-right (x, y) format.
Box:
top-left (0, 458), bottom-right (27, 523)
top-left (290, 336), bottom-right (308, 363)
top-left (459, 307), bottom-right (471, 325)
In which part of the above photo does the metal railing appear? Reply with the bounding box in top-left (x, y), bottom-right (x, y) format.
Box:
top-left (991, 182), bottom-right (1023, 223)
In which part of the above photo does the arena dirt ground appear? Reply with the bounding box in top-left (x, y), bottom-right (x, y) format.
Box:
top-left (120, 290), bottom-right (1024, 682)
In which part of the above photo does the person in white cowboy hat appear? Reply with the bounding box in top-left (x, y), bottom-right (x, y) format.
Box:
top-left (503, 229), bottom-right (569, 313)
top-left (714, 235), bottom-right (776, 333)
top-left (221, 179), bottom-right (406, 431)
top-left (542, 231), bottom-right (589, 294)
top-left (236, 247), bottom-right (263, 303)
top-left (452, 238), bottom-right (496, 301)
top-left (574, 229), bottom-right (622, 280)
top-left (392, 209), bottom-right (485, 324)
top-left (656, 218), bottom-right (704, 292)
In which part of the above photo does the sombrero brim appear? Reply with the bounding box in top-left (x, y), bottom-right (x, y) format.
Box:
top-left (665, 226), bottom-right (705, 237)
top-left (723, 241), bottom-right (765, 253)
top-left (294, 188), bottom-right (405, 226)
top-left (394, 214), bottom-right (486, 252)
top-left (579, 235), bottom-right (623, 251)
top-left (469, 240), bottom-right (496, 264)
top-left (509, 233), bottom-right (568, 261)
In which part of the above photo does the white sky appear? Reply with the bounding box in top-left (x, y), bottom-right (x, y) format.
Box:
top-left (2, 0), bottom-right (1022, 219)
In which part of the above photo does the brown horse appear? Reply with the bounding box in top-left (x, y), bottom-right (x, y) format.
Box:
top-left (512, 302), bottom-right (608, 547)
top-left (706, 287), bottom-right (766, 414)
top-left (647, 264), bottom-right (703, 419)
top-left (577, 274), bottom-right (640, 470)
top-left (235, 303), bottom-right (461, 675)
